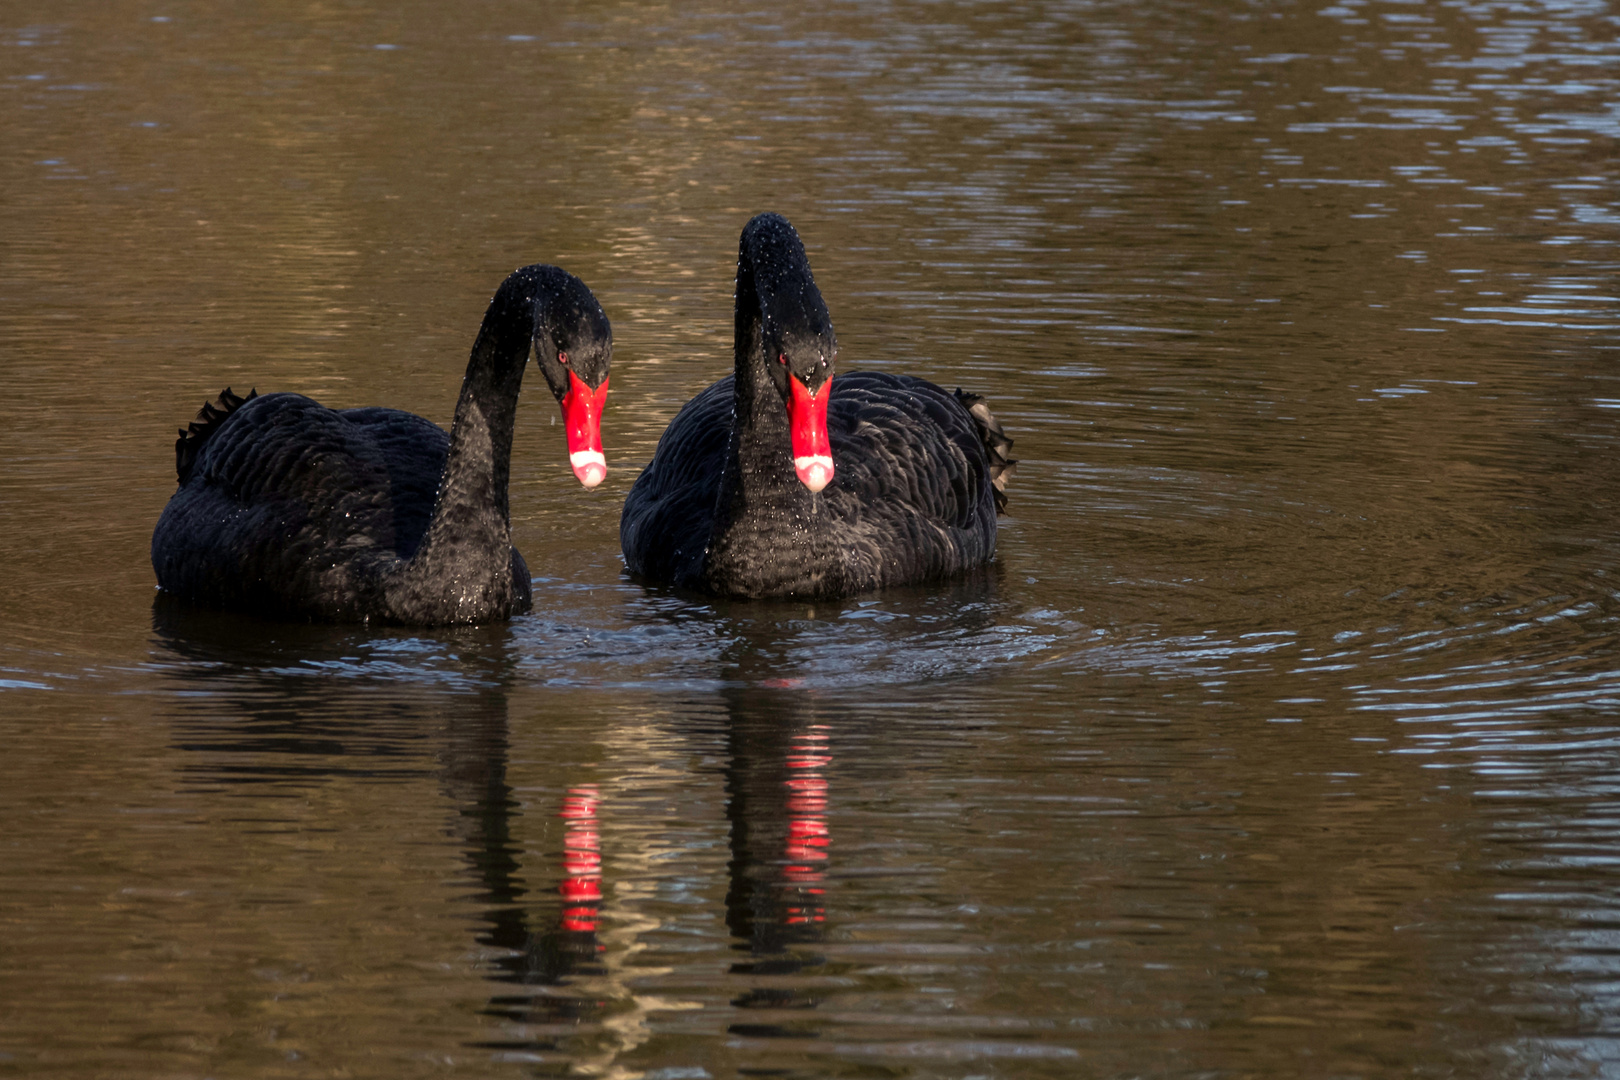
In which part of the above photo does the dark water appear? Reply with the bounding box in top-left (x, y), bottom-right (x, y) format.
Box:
top-left (5, 0), bottom-right (1620, 1076)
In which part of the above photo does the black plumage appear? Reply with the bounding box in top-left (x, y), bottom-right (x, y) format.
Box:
top-left (151, 265), bottom-right (612, 625)
top-left (620, 213), bottom-right (1014, 599)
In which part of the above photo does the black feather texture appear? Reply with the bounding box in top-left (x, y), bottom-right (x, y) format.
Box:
top-left (953, 388), bottom-right (1017, 515)
top-left (151, 265), bottom-right (612, 625)
top-left (620, 213), bottom-right (1013, 600)
top-left (175, 386), bottom-right (258, 486)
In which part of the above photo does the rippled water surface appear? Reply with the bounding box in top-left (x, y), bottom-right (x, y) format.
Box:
top-left (5, 1), bottom-right (1620, 1076)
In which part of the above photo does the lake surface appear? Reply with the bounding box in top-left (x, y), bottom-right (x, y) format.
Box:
top-left (5, 0), bottom-right (1620, 1075)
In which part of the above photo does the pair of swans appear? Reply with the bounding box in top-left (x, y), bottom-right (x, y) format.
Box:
top-left (151, 214), bottom-right (1015, 625)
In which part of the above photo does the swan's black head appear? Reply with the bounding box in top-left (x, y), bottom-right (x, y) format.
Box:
top-left (512, 264), bottom-right (613, 488)
top-left (738, 213), bottom-right (837, 492)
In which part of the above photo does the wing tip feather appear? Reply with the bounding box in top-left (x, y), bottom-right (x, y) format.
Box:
top-left (954, 388), bottom-right (1016, 515)
top-left (175, 386), bottom-right (258, 484)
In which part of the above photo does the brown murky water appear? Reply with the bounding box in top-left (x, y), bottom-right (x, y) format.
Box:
top-left (5, 1), bottom-right (1620, 1076)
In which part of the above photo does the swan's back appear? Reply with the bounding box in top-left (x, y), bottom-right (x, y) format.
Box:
top-left (818, 371), bottom-right (998, 591)
top-left (152, 392), bottom-right (449, 618)
top-left (336, 406), bottom-right (450, 560)
top-left (825, 371), bottom-right (993, 530)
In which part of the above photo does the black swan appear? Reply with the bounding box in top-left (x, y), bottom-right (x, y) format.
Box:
top-left (151, 264), bottom-right (612, 625)
top-left (620, 213), bottom-right (1013, 599)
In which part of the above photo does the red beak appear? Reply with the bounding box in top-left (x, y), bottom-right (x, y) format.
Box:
top-left (560, 371), bottom-right (608, 488)
top-left (786, 375), bottom-right (833, 492)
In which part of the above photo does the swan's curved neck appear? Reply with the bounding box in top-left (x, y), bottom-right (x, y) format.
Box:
top-left (731, 266), bottom-right (795, 455)
top-left (716, 299), bottom-right (800, 548)
top-left (389, 283), bottom-right (539, 621)
top-left (703, 242), bottom-right (832, 596)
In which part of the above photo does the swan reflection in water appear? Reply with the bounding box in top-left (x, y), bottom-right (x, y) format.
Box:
top-left (460, 682), bottom-right (840, 1056)
top-left (443, 712), bottom-right (612, 1049)
top-left (150, 602), bottom-right (623, 1057)
top-left (722, 691), bottom-right (833, 1039)
top-left (151, 600), bottom-right (842, 1067)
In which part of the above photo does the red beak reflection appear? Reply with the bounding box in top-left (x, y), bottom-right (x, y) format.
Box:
top-left (559, 785), bottom-right (601, 932)
top-left (783, 725), bottom-right (829, 925)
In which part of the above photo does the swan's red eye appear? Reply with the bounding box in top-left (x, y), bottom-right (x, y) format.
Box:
top-left (778, 354), bottom-right (787, 365)
top-left (558, 352), bottom-right (569, 365)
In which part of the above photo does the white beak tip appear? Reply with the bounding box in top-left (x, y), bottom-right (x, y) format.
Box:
top-left (795, 456), bottom-right (833, 493)
top-left (570, 450), bottom-right (607, 488)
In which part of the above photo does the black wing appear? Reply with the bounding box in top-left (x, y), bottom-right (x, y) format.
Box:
top-left (620, 377), bottom-right (734, 587)
top-left (821, 371), bottom-right (1000, 589)
top-left (828, 371), bottom-right (990, 529)
top-left (338, 406), bottom-right (449, 559)
top-left (152, 393), bottom-right (445, 614)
